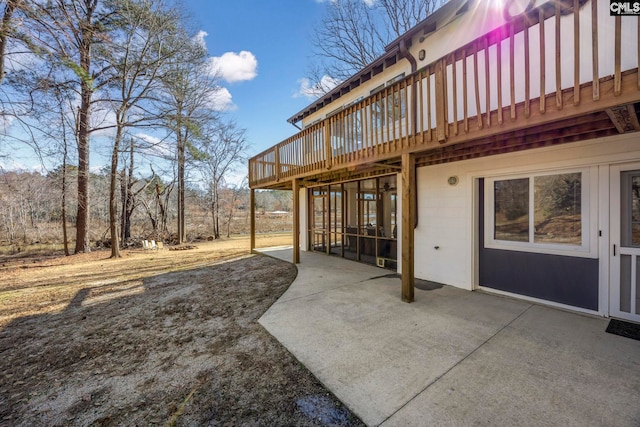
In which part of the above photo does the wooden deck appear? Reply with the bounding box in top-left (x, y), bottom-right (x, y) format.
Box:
top-left (249, 0), bottom-right (640, 190)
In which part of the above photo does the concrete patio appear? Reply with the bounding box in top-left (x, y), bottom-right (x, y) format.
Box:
top-left (258, 248), bottom-right (640, 426)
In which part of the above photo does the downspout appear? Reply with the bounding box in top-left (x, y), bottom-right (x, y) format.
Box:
top-left (399, 39), bottom-right (419, 229)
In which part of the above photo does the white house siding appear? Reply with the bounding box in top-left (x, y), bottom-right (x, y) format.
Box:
top-left (301, 62), bottom-right (412, 128)
top-left (414, 166), bottom-right (472, 289)
top-left (413, 133), bottom-right (640, 311)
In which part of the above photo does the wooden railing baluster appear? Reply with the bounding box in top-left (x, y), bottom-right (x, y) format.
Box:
top-left (497, 31), bottom-right (503, 125)
top-left (474, 42), bottom-right (482, 129)
top-left (248, 0), bottom-right (639, 188)
top-left (592, 0), bottom-right (599, 100)
top-left (452, 55), bottom-right (459, 135)
top-left (484, 37), bottom-right (491, 128)
top-left (539, 7), bottom-right (546, 113)
top-left (615, 15), bottom-right (622, 96)
top-left (509, 24), bottom-right (516, 120)
top-left (574, 0), bottom-right (580, 105)
top-left (556, 2), bottom-right (563, 109)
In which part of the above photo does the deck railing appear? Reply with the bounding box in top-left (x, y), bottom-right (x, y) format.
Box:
top-left (250, 0), bottom-right (639, 187)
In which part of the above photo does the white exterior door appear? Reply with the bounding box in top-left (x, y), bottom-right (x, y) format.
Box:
top-left (610, 164), bottom-right (640, 323)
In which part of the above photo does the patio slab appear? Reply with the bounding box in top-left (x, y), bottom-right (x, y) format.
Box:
top-left (258, 249), bottom-right (640, 426)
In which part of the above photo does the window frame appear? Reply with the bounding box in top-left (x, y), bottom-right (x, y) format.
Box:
top-left (484, 167), bottom-right (597, 258)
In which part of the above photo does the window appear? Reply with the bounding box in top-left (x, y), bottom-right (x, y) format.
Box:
top-left (486, 169), bottom-right (593, 257)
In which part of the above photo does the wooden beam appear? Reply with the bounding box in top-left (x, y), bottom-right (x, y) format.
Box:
top-left (474, 43), bottom-right (483, 129)
top-left (435, 59), bottom-right (447, 142)
top-left (628, 104), bottom-right (640, 131)
top-left (615, 16), bottom-right (622, 96)
top-left (421, 115), bottom-right (614, 164)
top-left (592, 0), bottom-right (599, 100)
top-left (573, 0), bottom-right (580, 106)
top-left (606, 105), bottom-right (640, 133)
top-left (463, 48), bottom-right (469, 132)
top-left (484, 37), bottom-right (491, 127)
top-left (452, 55), bottom-right (459, 135)
top-left (539, 7), bottom-right (546, 114)
top-left (250, 189), bottom-right (256, 252)
top-left (275, 145), bottom-right (281, 182)
top-left (555, 2), bottom-right (563, 109)
top-left (497, 30), bottom-right (503, 125)
top-left (524, 15), bottom-right (531, 117)
top-left (510, 23), bottom-right (516, 120)
top-left (292, 178), bottom-right (300, 264)
top-left (401, 152), bottom-right (415, 303)
top-left (324, 121), bottom-right (332, 170)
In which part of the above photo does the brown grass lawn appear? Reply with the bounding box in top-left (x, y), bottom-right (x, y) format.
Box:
top-left (0, 234), bottom-right (364, 426)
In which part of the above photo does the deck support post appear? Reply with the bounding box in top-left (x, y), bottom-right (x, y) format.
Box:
top-left (401, 152), bottom-right (415, 303)
top-left (250, 189), bottom-right (256, 253)
top-left (293, 178), bottom-right (301, 264)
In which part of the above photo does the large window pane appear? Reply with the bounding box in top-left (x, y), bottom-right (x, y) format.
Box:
top-left (533, 173), bottom-right (582, 245)
top-left (494, 178), bottom-right (529, 242)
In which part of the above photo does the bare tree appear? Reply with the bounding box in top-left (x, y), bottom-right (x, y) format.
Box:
top-left (224, 180), bottom-right (247, 238)
top-left (311, 0), bottom-right (385, 82)
top-left (378, 0), bottom-right (437, 37)
top-left (100, 0), bottom-right (184, 257)
top-left (139, 165), bottom-right (173, 237)
top-left (310, 0), bottom-right (443, 89)
top-left (13, 0), bottom-right (115, 253)
top-left (119, 138), bottom-right (152, 244)
top-left (195, 121), bottom-right (247, 239)
top-left (157, 34), bottom-right (218, 244)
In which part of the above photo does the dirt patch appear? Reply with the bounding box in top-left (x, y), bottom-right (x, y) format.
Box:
top-left (0, 237), bottom-right (363, 426)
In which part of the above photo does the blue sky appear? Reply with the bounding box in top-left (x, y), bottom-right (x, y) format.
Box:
top-left (184, 0), bottom-right (326, 158)
top-left (0, 0), bottom-right (330, 178)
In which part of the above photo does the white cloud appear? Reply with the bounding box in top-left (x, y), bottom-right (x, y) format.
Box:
top-left (193, 30), bottom-right (208, 48)
top-left (208, 51), bottom-right (258, 83)
top-left (207, 87), bottom-right (235, 111)
top-left (295, 75), bottom-right (341, 99)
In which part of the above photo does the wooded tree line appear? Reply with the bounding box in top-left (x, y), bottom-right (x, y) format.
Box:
top-left (0, 0), bottom-right (250, 257)
top-left (0, 168), bottom-right (293, 247)
top-left (0, 0), bottom-right (444, 256)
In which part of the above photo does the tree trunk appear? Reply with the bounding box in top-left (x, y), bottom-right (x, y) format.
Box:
top-left (177, 129), bottom-right (186, 243)
top-left (108, 124), bottom-right (123, 258)
top-left (61, 155), bottom-right (69, 256)
top-left (122, 139), bottom-right (135, 241)
top-left (74, 12), bottom-right (93, 254)
top-left (120, 168), bottom-right (127, 243)
top-left (75, 108), bottom-right (91, 254)
top-left (0, 0), bottom-right (21, 84)
top-left (214, 185), bottom-right (220, 239)
top-left (156, 182), bottom-right (168, 235)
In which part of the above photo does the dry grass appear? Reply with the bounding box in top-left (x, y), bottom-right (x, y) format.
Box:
top-left (0, 232), bottom-right (364, 426)
top-left (0, 233), bottom-right (292, 328)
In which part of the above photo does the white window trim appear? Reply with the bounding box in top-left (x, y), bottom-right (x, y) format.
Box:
top-left (484, 167), bottom-right (598, 259)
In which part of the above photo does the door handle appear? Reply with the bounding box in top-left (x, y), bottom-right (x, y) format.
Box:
top-left (613, 244), bottom-right (616, 256)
